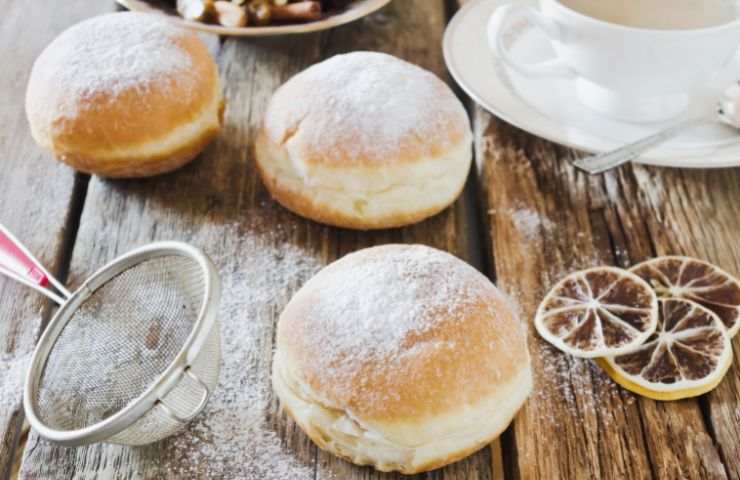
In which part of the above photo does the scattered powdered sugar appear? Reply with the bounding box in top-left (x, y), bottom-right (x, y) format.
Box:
top-left (491, 281), bottom-right (604, 427)
top-left (0, 307), bottom-right (40, 419)
top-left (0, 352), bottom-right (31, 413)
top-left (264, 51), bottom-right (470, 165)
top-left (531, 341), bottom-right (630, 429)
top-left (498, 266), bottom-right (631, 430)
top-left (498, 285), bottom-right (528, 333)
top-left (162, 229), bottom-right (326, 479)
top-left (27, 12), bottom-right (195, 119)
top-left (510, 208), bottom-right (554, 241)
top-left (489, 206), bottom-right (554, 242)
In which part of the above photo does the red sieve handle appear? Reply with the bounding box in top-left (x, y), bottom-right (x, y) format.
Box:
top-left (0, 226), bottom-right (48, 287)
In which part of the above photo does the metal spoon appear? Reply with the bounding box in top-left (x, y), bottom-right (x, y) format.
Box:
top-left (573, 85), bottom-right (740, 175)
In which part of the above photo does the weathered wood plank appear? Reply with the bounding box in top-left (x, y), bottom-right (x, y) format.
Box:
top-left (585, 160), bottom-right (738, 480)
top-left (473, 113), bottom-right (651, 479)
top-left (19, 1), bottom-right (496, 479)
top-left (0, 1), bottom-right (110, 478)
top-left (624, 166), bottom-right (740, 479)
top-left (470, 107), bottom-right (731, 479)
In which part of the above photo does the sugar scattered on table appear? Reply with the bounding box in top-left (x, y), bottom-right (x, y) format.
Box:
top-left (510, 208), bottom-right (554, 241)
top-left (530, 338), bottom-right (627, 429)
top-left (489, 206), bottom-right (554, 243)
top-left (161, 230), bottom-right (327, 479)
top-left (0, 353), bottom-right (31, 413)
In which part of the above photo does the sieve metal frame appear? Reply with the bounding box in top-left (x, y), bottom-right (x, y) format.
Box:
top-left (23, 241), bottom-right (221, 447)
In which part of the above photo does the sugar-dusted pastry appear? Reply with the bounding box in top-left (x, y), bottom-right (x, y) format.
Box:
top-left (256, 52), bottom-right (472, 229)
top-left (26, 12), bottom-right (224, 178)
top-left (273, 244), bottom-right (532, 473)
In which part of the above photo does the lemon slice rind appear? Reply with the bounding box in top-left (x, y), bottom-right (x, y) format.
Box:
top-left (598, 298), bottom-right (733, 401)
top-left (630, 256), bottom-right (740, 338)
top-left (535, 267), bottom-right (659, 359)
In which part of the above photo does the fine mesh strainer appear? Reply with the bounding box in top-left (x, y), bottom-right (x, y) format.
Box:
top-left (0, 224), bottom-right (221, 446)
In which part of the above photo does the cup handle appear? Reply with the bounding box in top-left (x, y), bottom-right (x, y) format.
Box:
top-left (488, 4), bottom-right (573, 77)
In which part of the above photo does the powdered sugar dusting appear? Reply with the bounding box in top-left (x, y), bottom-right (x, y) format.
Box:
top-left (286, 244), bottom-right (510, 410)
top-left (162, 227), bottom-right (326, 479)
top-left (306, 246), bottom-right (487, 359)
top-left (27, 12), bottom-right (195, 119)
top-left (0, 353), bottom-right (31, 413)
top-left (510, 208), bottom-right (553, 241)
top-left (531, 341), bottom-right (630, 429)
top-left (265, 51), bottom-right (470, 165)
top-left (489, 206), bottom-right (554, 243)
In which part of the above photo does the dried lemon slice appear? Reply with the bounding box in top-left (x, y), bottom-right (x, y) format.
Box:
top-left (535, 267), bottom-right (658, 358)
top-left (630, 256), bottom-right (740, 338)
top-left (598, 298), bottom-right (732, 400)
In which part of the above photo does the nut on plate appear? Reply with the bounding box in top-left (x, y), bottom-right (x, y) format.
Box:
top-left (214, 0), bottom-right (249, 27)
top-left (271, 2), bottom-right (322, 22)
top-left (177, 0), bottom-right (214, 21)
top-left (247, 0), bottom-right (272, 26)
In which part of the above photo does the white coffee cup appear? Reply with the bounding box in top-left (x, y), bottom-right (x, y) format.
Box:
top-left (488, 0), bottom-right (740, 122)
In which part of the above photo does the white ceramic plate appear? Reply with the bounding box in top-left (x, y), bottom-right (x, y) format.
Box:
top-left (117, 0), bottom-right (392, 37)
top-left (443, 0), bottom-right (740, 168)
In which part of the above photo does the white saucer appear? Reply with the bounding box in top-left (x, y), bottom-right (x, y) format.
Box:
top-left (443, 0), bottom-right (740, 168)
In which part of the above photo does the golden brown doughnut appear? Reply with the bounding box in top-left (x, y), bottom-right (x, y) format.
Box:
top-left (257, 52), bottom-right (472, 230)
top-left (26, 12), bottom-right (224, 178)
top-left (273, 244), bottom-right (532, 474)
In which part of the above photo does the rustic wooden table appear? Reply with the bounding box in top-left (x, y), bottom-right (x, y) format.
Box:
top-left (1, 1), bottom-right (739, 479)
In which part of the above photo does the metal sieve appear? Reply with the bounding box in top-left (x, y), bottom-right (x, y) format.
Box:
top-left (0, 224), bottom-right (221, 446)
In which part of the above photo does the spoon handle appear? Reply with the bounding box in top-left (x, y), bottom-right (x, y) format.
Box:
top-left (573, 117), bottom-right (714, 175)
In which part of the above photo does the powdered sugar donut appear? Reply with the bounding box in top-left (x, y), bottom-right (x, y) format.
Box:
top-left (273, 244), bottom-right (532, 474)
top-left (25, 12), bottom-right (224, 178)
top-left (256, 52), bottom-right (472, 230)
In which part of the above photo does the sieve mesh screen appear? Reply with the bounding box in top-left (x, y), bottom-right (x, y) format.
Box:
top-left (34, 255), bottom-right (205, 432)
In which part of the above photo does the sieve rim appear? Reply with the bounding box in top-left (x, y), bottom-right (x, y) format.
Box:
top-left (23, 241), bottom-right (221, 446)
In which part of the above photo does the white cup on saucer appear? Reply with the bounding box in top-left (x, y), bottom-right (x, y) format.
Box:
top-left (488, 0), bottom-right (740, 122)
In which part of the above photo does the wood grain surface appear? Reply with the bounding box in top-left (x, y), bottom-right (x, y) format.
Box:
top-left (471, 111), bottom-right (736, 480)
top-left (0, 1), bottom-right (111, 478)
top-left (0, 0), bottom-right (738, 479)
